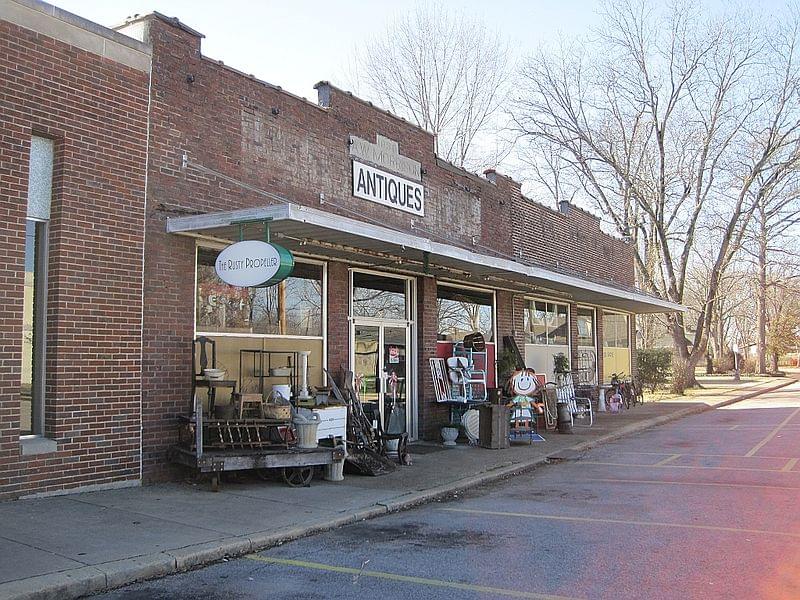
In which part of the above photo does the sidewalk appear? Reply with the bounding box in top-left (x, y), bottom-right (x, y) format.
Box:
top-left (0, 375), bottom-right (793, 600)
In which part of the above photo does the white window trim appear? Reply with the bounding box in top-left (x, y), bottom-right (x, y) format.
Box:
top-left (576, 305), bottom-right (597, 349)
top-left (349, 268), bottom-right (418, 439)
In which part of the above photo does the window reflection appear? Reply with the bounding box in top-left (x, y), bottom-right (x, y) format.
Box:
top-left (525, 300), bottom-right (568, 346)
top-left (577, 308), bottom-right (595, 347)
top-left (436, 286), bottom-right (494, 341)
top-left (603, 312), bottom-right (630, 348)
top-left (352, 272), bottom-right (407, 320)
top-left (197, 248), bottom-right (323, 336)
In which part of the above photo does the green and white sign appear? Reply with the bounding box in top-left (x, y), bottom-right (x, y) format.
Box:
top-left (215, 240), bottom-right (294, 287)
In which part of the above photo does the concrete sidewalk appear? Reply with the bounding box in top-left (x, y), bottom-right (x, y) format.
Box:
top-left (0, 376), bottom-right (793, 600)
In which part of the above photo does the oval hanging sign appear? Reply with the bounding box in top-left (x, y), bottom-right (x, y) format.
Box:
top-left (214, 240), bottom-right (294, 287)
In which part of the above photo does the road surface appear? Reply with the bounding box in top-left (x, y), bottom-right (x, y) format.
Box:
top-left (98, 382), bottom-right (800, 599)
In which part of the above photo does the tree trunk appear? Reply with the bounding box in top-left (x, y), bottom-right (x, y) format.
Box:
top-left (668, 315), bottom-right (699, 388)
top-left (770, 353), bottom-right (779, 373)
top-left (757, 215), bottom-right (767, 374)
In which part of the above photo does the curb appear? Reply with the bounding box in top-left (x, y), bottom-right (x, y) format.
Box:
top-left (1, 377), bottom-right (793, 600)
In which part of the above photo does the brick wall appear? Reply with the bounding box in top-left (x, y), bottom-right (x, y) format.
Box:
top-left (487, 173), bottom-right (635, 289)
top-left (0, 13), bottom-right (149, 498)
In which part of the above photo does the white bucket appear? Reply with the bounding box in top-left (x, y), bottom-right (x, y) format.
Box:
top-left (324, 444), bottom-right (346, 481)
top-left (324, 460), bottom-right (345, 481)
top-left (293, 413), bottom-right (321, 449)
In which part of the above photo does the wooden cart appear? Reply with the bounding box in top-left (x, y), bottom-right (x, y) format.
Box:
top-left (169, 399), bottom-right (345, 491)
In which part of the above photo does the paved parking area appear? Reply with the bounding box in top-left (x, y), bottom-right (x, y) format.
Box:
top-left (97, 381), bottom-right (800, 599)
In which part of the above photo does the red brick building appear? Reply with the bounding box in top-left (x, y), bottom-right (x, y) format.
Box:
top-left (0, 2), bottom-right (680, 498)
top-left (0, 0), bottom-right (150, 499)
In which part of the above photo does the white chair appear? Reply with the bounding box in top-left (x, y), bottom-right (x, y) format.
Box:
top-left (446, 356), bottom-right (470, 400)
top-left (555, 372), bottom-right (593, 427)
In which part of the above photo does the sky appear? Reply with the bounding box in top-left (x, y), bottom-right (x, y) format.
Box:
top-left (49, 1), bottom-right (790, 102)
top-left (49, 0), bottom-right (611, 100)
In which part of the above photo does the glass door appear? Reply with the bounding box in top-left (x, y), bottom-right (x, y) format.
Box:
top-left (352, 322), bottom-right (410, 435)
top-left (382, 326), bottom-right (408, 435)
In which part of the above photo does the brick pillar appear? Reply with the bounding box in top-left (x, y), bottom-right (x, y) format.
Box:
top-left (326, 262), bottom-right (350, 379)
top-left (569, 303), bottom-right (579, 371)
top-left (417, 276), bottom-right (447, 440)
top-left (495, 290), bottom-right (514, 341)
top-left (496, 292), bottom-right (526, 361)
top-left (629, 314), bottom-right (638, 378)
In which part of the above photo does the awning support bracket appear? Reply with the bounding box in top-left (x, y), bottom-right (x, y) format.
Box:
top-left (231, 217), bottom-right (273, 243)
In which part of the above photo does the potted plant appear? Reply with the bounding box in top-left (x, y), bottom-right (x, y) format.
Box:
top-left (496, 346), bottom-right (519, 392)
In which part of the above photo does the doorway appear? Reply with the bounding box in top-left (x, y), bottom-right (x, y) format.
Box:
top-left (350, 270), bottom-right (416, 438)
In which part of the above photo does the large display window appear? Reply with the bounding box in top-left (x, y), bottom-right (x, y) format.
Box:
top-left (435, 284), bottom-right (496, 395)
top-left (195, 247), bottom-right (326, 404)
top-left (524, 299), bottom-right (570, 381)
top-left (436, 285), bottom-right (494, 342)
top-left (197, 247), bottom-right (323, 336)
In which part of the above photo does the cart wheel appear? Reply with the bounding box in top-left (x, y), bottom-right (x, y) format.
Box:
top-left (210, 474), bottom-right (220, 492)
top-left (255, 468), bottom-right (273, 481)
top-left (282, 467), bottom-right (313, 487)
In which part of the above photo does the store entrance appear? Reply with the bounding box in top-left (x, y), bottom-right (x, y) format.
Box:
top-left (352, 322), bottom-right (410, 438)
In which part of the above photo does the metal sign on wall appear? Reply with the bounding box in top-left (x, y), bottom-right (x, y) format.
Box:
top-left (215, 240), bottom-right (294, 287)
top-left (350, 134), bottom-right (425, 217)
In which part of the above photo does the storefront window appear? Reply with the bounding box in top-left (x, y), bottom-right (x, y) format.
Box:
top-left (352, 271), bottom-right (408, 320)
top-left (603, 312), bottom-right (630, 348)
top-left (524, 300), bottom-right (568, 346)
top-left (576, 307), bottom-right (595, 347)
top-left (436, 285), bottom-right (494, 341)
top-left (196, 248), bottom-right (323, 336)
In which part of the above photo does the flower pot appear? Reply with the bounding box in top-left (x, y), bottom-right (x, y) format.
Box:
top-left (441, 426), bottom-right (459, 447)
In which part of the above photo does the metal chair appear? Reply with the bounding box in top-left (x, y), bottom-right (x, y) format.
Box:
top-left (555, 371), bottom-right (593, 427)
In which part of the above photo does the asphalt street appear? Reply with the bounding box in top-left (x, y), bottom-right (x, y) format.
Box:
top-left (96, 382), bottom-right (800, 600)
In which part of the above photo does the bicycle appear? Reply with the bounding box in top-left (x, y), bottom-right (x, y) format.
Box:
top-left (610, 372), bottom-right (640, 409)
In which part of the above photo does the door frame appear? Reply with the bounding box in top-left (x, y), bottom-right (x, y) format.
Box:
top-left (576, 305), bottom-right (599, 386)
top-left (349, 268), bottom-right (417, 440)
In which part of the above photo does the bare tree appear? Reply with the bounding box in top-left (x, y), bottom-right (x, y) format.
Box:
top-left (512, 0), bottom-right (800, 386)
top-left (352, 2), bottom-right (510, 170)
top-left (740, 168), bottom-right (800, 372)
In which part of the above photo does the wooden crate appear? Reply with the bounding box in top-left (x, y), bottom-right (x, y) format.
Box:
top-left (479, 404), bottom-right (510, 449)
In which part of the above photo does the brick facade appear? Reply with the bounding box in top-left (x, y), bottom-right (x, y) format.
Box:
top-left (1, 3), bottom-right (647, 496)
top-left (127, 14), bottom-right (641, 457)
top-left (0, 3), bottom-right (150, 499)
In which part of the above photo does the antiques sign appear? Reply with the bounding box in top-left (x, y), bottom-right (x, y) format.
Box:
top-left (350, 134), bottom-right (425, 217)
top-left (215, 240), bottom-right (294, 287)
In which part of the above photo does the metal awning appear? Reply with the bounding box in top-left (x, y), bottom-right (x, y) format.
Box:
top-left (166, 202), bottom-right (684, 314)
